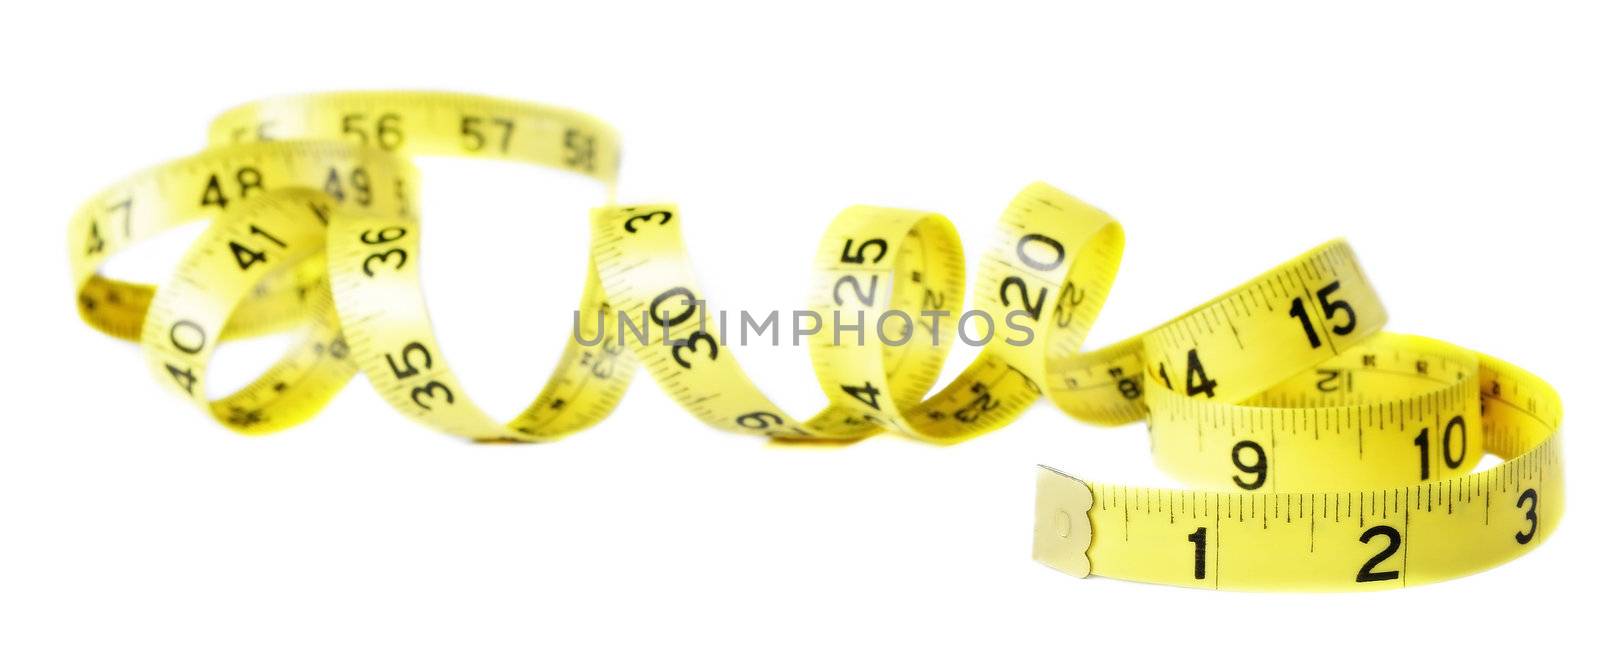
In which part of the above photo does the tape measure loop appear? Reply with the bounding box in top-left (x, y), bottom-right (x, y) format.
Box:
top-left (68, 92), bottom-right (1564, 591)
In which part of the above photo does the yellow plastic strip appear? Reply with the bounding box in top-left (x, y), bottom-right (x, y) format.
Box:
top-left (67, 91), bottom-right (1563, 590)
top-left (1036, 337), bottom-right (1562, 590)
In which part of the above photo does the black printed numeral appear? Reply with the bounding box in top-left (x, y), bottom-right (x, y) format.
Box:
top-left (736, 411), bottom-right (784, 430)
top-left (840, 238), bottom-right (888, 264)
top-left (408, 382), bottom-right (454, 411)
top-left (229, 225), bottom-right (288, 271)
top-left (1412, 414), bottom-right (1467, 480)
top-left (85, 199), bottom-right (133, 256)
top-left (649, 287), bottom-right (698, 329)
top-left (1355, 525), bottom-right (1402, 583)
top-left (1230, 440), bottom-right (1267, 490)
top-left (200, 167), bottom-right (264, 209)
top-left (1187, 527), bottom-right (1207, 580)
top-left (1112, 367), bottom-right (1141, 400)
top-left (166, 364), bottom-right (198, 394)
top-left (1185, 349), bottom-right (1218, 398)
top-left (1515, 488), bottom-right (1538, 545)
top-left (999, 277), bottom-right (1045, 320)
top-left (384, 341), bottom-right (432, 380)
top-left (834, 275), bottom-right (879, 306)
top-left (1289, 280), bottom-right (1358, 349)
top-left (671, 331), bottom-right (719, 369)
top-left (359, 226), bottom-right (409, 277)
top-left (325, 167), bottom-right (372, 206)
top-left (841, 382), bottom-right (882, 410)
top-left (564, 128), bottom-right (596, 172)
top-left (623, 209), bottom-right (672, 233)
top-left (998, 233), bottom-right (1066, 321)
top-left (164, 319), bottom-right (207, 395)
top-left (460, 116), bottom-right (515, 153)
top-left (86, 221), bottom-right (106, 255)
top-left (1288, 296), bottom-right (1320, 349)
top-left (342, 112), bottom-right (404, 150)
top-left (954, 383), bottom-right (1000, 423)
top-left (383, 341), bottom-right (454, 411)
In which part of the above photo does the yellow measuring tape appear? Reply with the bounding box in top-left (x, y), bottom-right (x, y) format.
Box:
top-left (68, 91), bottom-right (1562, 591)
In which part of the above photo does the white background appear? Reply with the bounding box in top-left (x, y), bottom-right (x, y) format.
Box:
top-left (2, 1), bottom-right (1595, 643)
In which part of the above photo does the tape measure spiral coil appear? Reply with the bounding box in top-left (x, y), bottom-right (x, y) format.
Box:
top-left (66, 91), bottom-right (1564, 591)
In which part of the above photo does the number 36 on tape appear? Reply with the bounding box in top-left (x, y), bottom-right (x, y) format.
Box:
top-left (67, 91), bottom-right (1562, 591)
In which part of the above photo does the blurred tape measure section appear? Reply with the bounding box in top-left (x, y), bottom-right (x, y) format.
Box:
top-left (68, 92), bottom-right (1562, 591)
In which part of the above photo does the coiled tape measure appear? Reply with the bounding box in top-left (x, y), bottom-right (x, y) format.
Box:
top-left (68, 92), bottom-right (1563, 591)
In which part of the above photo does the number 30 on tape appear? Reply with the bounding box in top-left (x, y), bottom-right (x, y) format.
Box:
top-left (67, 91), bottom-right (1562, 591)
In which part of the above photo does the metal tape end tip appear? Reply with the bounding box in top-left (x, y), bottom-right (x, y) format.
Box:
top-left (1032, 465), bottom-right (1093, 578)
